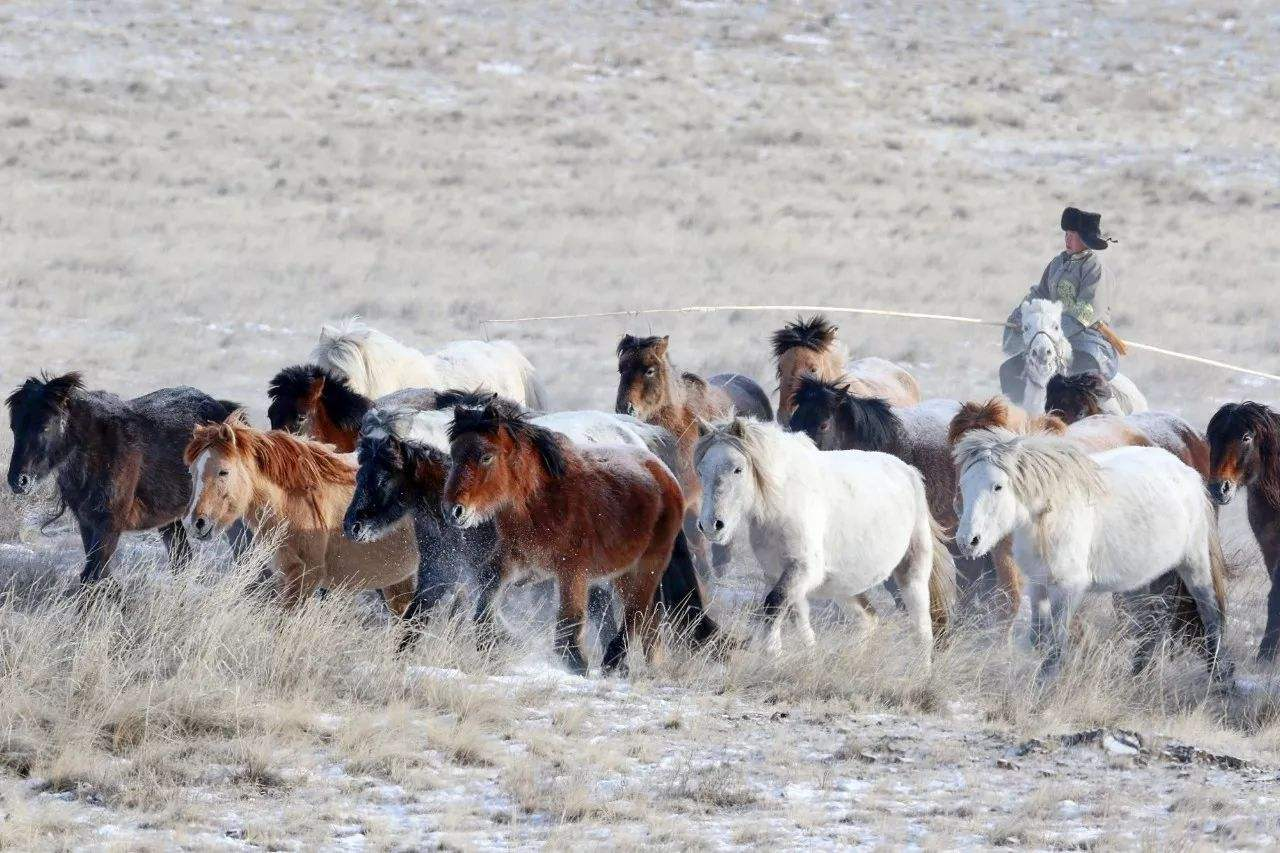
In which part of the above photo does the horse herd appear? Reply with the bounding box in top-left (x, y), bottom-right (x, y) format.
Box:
top-left (5, 306), bottom-right (1279, 683)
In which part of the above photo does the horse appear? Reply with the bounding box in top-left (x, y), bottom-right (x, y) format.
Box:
top-left (614, 333), bottom-right (773, 574)
top-left (184, 416), bottom-right (419, 614)
top-left (6, 373), bottom-right (242, 584)
top-left (694, 417), bottom-right (954, 666)
top-left (947, 396), bottom-right (1227, 643)
top-left (310, 318), bottom-right (548, 408)
top-left (1207, 402), bottom-right (1280, 660)
top-left (343, 391), bottom-right (713, 643)
top-left (1047, 373), bottom-right (1212, 475)
top-left (770, 315), bottom-right (920, 424)
top-left (266, 364), bottom-right (382, 452)
top-left (442, 401), bottom-right (687, 676)
top-left (954, 428), bottom-right (1231, 681)
top-left (1018, 300), bottom-right (1147, 416)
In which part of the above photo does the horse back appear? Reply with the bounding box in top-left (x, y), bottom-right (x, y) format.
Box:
top-left (707, 373), bottom-right (773, 421)
top-left (844, 357), bottom-right (921, 407)
top-left (1125, 412), bottom-right (1210, 481)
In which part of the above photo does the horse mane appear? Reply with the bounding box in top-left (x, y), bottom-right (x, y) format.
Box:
top-left (185, 418), bottom-right (355, 491)
top-left (694, 417), bottom-right (790, 511)
top-left (1208, 402), bottom-right (1280, 506)
top-left (840, 395), bottom-right (904, 453)
top-left (953, 427), bottom-right (1105, 508)
top-left (6, 372), bottom-right (85, 413)
top-left (310, 317), bottom-right (400, 395)
top-left (448, 403), bottom-right (568, 479)
top-left (616, 334), bottom-right (665, 358)
top-left (948, 397), bottom-right (1016, 445)
top-left (433, 388), bottom-right (526, 416)
top-left (770, 315), bottom-right (838, 359)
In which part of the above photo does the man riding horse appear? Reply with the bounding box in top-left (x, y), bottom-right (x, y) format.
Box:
top-left (999, 206), bottom-right (1124, 402)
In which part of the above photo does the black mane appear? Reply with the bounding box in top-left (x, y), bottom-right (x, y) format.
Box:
top-left (267, 364), bottom-right (372, 432)
top-left (1047, 372), bottom-right (1112, 400)
top-left (616, 334), bottom-right (665, 358)
top-left (6, 372), bottom-right (85, 415)
top-left (839, 394), bottom-right (904, 454)
top-left (770, 315), bottom-right (838, 358)
top-left (1208, 401), bottom-right (1280, 506)
top-left (448, 403), bottom-right (568, 478)
top-left (433, 388), bottom-right (527, 418)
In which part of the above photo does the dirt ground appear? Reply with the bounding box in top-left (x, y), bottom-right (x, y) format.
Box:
top-left (1, 0), bottom-right (1279, 849)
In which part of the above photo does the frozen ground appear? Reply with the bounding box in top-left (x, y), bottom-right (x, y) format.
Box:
top-left (1, 0), bottom-right (1279, 849)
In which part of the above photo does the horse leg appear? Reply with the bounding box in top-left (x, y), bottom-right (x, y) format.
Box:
top-left (159, 520), bottom-right (193, 572)
top-left (891, 554), bottom-right (935, 669)
top-left (77, 517), bottom-right (121, 585)
top-left (1038, 584), bottom-right (1083, 680)
top-left (760, 558), bottom-right (814, 655)
top-left (552, 574), bottom-right (590, 676)
top-left (1175, 551), bottom-right (1233, 682)
top-left (1257, 531), bottom-right (1280, 661)
top-left (278, 559), bottom-right (320, 610)
top-left (604, 559), bottom-right (667, 675)
top-left (1028, 583), bottom-right (1051, 651)
top-left (992, 537), bottom-right (1022, 629)
top-left (382, 576), bottom-right (417, 619)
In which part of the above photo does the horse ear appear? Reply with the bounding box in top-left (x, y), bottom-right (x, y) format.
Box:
top-left (655, 336), bottom-right (670, 357)
top-left (695, 417), bottom-right (712, 438)
top-left (226, 408), bottom-right (251, 427)
top-left (319, 323), bottom-right (340, 342)
top-left (218, 422), bottom-right (236, 446)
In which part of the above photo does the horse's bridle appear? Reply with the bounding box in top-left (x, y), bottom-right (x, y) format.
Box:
top-left (1024, 329), bottom-right (1067, 375)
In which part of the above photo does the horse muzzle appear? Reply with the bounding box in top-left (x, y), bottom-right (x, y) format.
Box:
top-left (187, 515), bottom-right (216, 541)
top-left (1208, 480), bottom-right (1235, 506)
top-left (696, 517), bottom-right (730, 545)
top-left (8, 472), bottom-right (35, 495)
top-left (445, 502), bottom-right (479, 529)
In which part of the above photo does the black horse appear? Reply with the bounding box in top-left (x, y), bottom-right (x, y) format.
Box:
top-left (343, 400), bottom-right (716, 652)
top-left (6, 372), bottom-right (241, 584)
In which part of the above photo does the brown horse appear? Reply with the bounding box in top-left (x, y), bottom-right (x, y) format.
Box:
top-left (184, 416), bottom-right (418, 613)
top-left (950, 396), bottom-right (1226, 657)
top-left (615, 334), bottom-right (772, 573)
top-left (770, 315), bottom-right (920, 424)
top-left (1207, 402), bottom-right (1280, 660)
top-left (443, 402), bottom-right (686, 676)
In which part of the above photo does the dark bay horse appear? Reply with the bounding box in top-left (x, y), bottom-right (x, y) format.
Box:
top-left (1208, 401), bottom-right (1280, 660)
top-left (614, 334), bottom-right (772, 575)
top-left (266, 364), bottom-right (373, 452)
top-left (6, 372), bottom-right (240, 584)
top-left (443, 402), bottom-right (688, 676)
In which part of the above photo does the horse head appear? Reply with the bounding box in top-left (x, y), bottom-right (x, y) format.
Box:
top-left (1206, 402), bottom-right (1280, 506)
top-left (1045, 373), bottom-right (1111, 424)
top-left (693, 417), bottom-right (775, 544)
top-left (5, 372), bottom-right (83, 494)
top-left (1020, 300), bottom-right (1071, 383)
top-left (615, 334), bottom-right (677, 420)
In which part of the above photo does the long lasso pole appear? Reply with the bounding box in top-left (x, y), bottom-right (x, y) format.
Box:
top-left (480, 304), bottom-right (1280, 384)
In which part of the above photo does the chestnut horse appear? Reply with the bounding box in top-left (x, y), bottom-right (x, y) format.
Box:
top-left (615, 334), bottom-right (772, 574)
top-left (949, 396), bottom-right (1227, 660)
top-left (443, 402), bottom-right (686, 676)
top-left (1207, 402), bottom-right (1280, 660)
top-left (770, 315), bottom-right (920, 425)
top-left (6, 373), bottom-right (242, 584)
top-left (184, 416), bottom-right (418, 613)
top-left (266, 364), bottom-right (377, 452)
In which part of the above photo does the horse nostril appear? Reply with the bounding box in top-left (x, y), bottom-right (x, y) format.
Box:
top-left (970, 535), bottom-right (980, 548)
top-left (349, 521), bottom-right (363, 538)
top-left (17, 474), bottom-right (31, 490)
top-left (696, 520), bottom-right (704, 533)
top-left (451, 504), bottom-right (464, 519)
top-left (713, 519), bottom-right (724, 531)
top-left (194, 517), bottom-right (208, 533)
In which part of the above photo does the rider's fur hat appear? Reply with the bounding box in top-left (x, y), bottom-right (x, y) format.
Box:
top-left (1061, 207), bottom-right (1115, 251)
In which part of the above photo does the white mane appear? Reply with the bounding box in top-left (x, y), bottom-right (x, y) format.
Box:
top-left (954, 427), bottom-right (1104, 508)
top-left (695, 417), bottom-right (812, 513)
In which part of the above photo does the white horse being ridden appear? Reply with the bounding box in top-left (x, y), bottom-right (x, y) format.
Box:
top-left (953, 428), bottom-right (1230, 680)
top-left (312, 318), bottom-right (549, 408)
top-left (693, 417), bottom-right (955, 666)
top-left (1020, 300), bottom-right (1146, 416)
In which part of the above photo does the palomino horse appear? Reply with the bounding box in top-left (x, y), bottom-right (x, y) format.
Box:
top-left (1207, 402), bottom-right (1280, 660)
top-left (947, 396), bottom-right (1227, 645)
top-left (6, 373), bottom-right (242, 584)
top-left (1018, 300), bottom-right (1147, 417)
top-left (770, 315), bottom-right (920, 425)
top-left (310, 318), bottom-right (549, 407)
top-left (694, 418), bottom-right (954, 667)
top-left (443, 402), bottom-right (687, 676)
top-left (614, 333), bottom-right (772, 574)
top-left (343, 393), bottom-right (713, 644)
top-left (955, 428), bottom-right (1231, 681)
top-left (184, 416), bottom-right (418, 613)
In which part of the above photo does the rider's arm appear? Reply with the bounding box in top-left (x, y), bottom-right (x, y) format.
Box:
top-left (1063, 261), bottom-right (1108, 327)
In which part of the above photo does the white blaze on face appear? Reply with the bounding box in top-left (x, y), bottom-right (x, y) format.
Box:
top-left (187, 448), bottom-right (213, 522)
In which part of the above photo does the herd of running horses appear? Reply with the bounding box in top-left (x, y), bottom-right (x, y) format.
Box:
top-left (5, 302), bottom-right (1279, 682)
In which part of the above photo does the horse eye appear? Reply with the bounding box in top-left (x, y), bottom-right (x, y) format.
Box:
top-left (819, 422), bottom-right (830, 432)
top-left (1242, 433), bottom-right (1253, 444)
top-left (644, 367), bottom-right (657, 378)
top-left (992, 484), bottom-right (1003, 491)
top-left (480, 453), bottom-right (495, 467)
top-left (733, 467), bottom-right (743, 474)
top-left (217, 470), bottom-right (229, 477)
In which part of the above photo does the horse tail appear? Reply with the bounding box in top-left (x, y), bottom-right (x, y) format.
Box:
top-left (925, 513), bottom-right (958, 640)
top-left (655, 530), bottom-right (718, 645)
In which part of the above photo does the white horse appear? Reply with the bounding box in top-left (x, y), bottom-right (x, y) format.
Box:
top-left (311, 318), bottom-right (548, 408)
top-left (693, 417), bottom-right (955, 666)
top-left (1019, 300), bottom-right (1147, 416)
top-left (953, 428), bottom-right (1230, 680)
